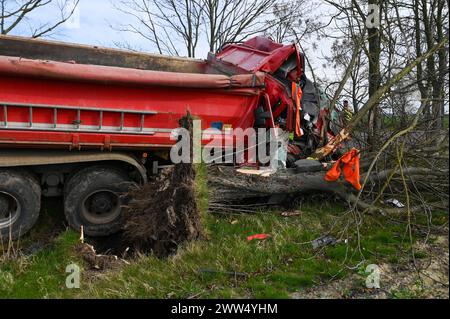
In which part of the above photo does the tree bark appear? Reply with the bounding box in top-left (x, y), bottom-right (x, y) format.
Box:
top-left (208, 165), bottom-right (350, 209)
top-left (367, 0), bottom-right (382, 149)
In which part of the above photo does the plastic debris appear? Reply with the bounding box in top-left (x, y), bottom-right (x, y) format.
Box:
top-left (280, 210), bottom-right (302, 217)
top-left (385, 198), bottom-right (405, 208)
top-left (247, 234), bottom-right (270, 241)
top-left (311, 235), bottom-right (337, 249)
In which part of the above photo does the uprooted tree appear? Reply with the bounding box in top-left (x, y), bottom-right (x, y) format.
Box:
top-left (121, 113), bottom-right (203, 257)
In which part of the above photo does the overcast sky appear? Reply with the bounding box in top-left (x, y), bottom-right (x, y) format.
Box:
top-left (11, 0), bottom-right (226, 56)
top-left (12, 1), bottom-right (152, 50)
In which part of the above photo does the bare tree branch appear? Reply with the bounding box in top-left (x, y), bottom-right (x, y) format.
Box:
top-left (1, 0), bottom-right (79, 38)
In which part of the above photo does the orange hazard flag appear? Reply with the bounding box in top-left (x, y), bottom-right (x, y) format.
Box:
top-left (292, 82), bottom-right (303, 137)
top-left (325, 148), bottom-right (362, 190)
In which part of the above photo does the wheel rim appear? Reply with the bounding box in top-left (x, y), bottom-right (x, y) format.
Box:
top-left (0, 191), bottom-right (21, 229)
top-left (81, 190), bottom-right (121, 225)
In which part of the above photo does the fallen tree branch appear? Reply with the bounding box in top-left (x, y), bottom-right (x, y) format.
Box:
top-left (208, 165), bottom-right (367, 213)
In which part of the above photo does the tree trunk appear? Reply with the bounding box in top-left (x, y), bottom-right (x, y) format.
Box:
top-left (414, 0), bottom-right (430, 122)
top-left (367, 0), bottom-right (382, 150)
top-left (435, 0), bottom-right (447, 130)
top-left (207, 166), bottom-right (350, 211)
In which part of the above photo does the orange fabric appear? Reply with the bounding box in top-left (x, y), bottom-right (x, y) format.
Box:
top-left (291, 82), bottom-right (303, 137)
top-left (247, 234), bottom-right (270, 241)
top-left (325, 148), bottom-right (361, 190)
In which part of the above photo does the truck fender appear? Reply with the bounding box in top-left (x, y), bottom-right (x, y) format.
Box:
top-left (0, 150), bottom-right (147, 183)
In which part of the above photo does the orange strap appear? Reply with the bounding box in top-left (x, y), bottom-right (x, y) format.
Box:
top-left (291, 82), bottom-right (303, 137)
top-left (325, 148), bottom-right (361, 190)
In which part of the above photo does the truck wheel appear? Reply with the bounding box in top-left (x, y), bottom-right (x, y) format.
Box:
top-left (0, 170), bottom-right (41, 240)
top-left (64, 166), bottom-right (135, 237)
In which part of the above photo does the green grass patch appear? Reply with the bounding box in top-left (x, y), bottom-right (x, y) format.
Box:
top-left (0, 231), bottom-right (81, 298)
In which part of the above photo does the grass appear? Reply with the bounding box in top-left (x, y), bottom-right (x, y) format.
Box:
top-left (0, 231), bottom-right (81, 298)
top-left (0, 164), bottom-right (446, 299)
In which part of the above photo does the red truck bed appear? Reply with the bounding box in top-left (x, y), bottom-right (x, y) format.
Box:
top-left (0, 35), bottom-right (301, 151)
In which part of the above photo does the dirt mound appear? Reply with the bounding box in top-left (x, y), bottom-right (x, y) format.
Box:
top-left (75, 242), bottom-right (127, 271)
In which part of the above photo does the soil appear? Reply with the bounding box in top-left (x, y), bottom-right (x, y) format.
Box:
top-left (75, 242), bottom-right (127, 271)
top-left (120, 163), bottom-right (203, 257)
top-left (74, 241), bottom-right (129, 282)
top-left (291, 234), bottom-right (449, 299)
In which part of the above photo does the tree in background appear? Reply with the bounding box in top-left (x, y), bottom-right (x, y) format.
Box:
top-left (112, 0), bottom-right (202, 57)
top-left (365, 0), bottom-right (381, 148)
top-left (413, 0), bottom-right (449, 130)
top-left (0, 0), bottom-right (79, 38)
top-left (201, 0), bottom-right (273, 53)
top-left (113, 0), bottom-right (276, 57)
top-left (324, 0), bottom-right (448, 148)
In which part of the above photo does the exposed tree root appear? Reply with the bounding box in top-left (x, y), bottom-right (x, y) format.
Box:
top-left (120, 113), bottom-right (203, 258)
top-left (122, 164), bottom-right (203, 257)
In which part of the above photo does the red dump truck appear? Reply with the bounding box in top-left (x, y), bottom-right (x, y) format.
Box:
top-left (0, 35), bottom-right (332, 239)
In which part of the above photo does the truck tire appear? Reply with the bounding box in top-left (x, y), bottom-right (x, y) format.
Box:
top-left (0, 169), bottom-right (41, 240)
top-left (64, 166), bottom-right (135, 237)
